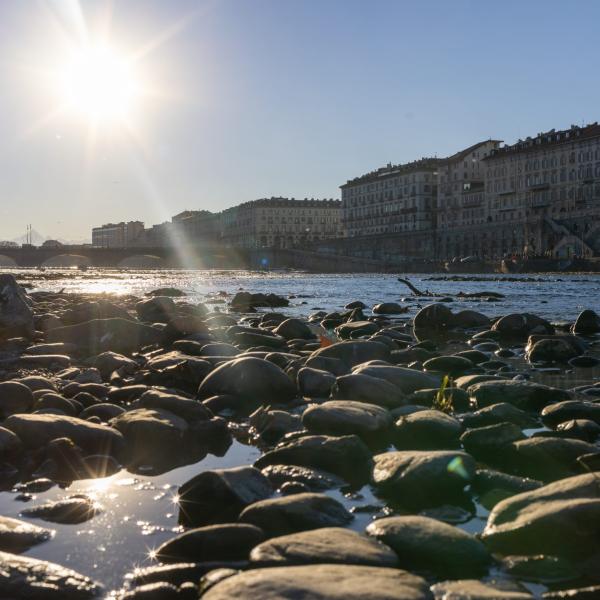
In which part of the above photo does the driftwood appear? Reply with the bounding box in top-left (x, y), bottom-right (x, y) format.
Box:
top-left (398, 277), bottom-right (504, 300)
top-left (397, 278), bottom-right (435, 297)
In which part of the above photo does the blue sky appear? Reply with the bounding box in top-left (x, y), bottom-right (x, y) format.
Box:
top-left (1, 0), bottom-right (599, 240)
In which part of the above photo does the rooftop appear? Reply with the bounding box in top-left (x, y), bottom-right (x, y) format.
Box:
top-left (222, 197), bottom-right (341, 211)
top-left (485, 122), bottom-right (600, 159)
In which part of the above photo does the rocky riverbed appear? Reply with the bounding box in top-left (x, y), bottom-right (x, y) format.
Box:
top-left (1, 270), bottom-right (600, 599)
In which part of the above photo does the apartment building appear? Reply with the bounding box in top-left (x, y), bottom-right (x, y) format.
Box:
top-left (220, 197), bottom-right (341, 248)
top-left (92, 221), bottom-right (144, 247)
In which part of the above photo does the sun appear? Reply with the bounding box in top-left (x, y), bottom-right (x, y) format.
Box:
top-left (61, 45), bottom-right (138, 121)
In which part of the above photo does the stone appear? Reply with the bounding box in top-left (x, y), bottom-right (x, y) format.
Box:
top-left (302, 400), bottom-right (392, 443)
top-left (468, 380), bottom-right (570, 411)
top-left (249, 407), bottom-right (302, 444)
top-left (331, 373), bottom-right (406, 408)
top-left (197, 357), bottom-right (296, 405)
top-left (135, 296), bottom-right (177, 323)
top-left (0, 516), bottom-right (53, 553)
top-left (413, 303), bottom-right (454, 332)
top-left (366, 515), bottom-right (490, 577)
top-left (393, 409), bottom-right (462, 450)
top-left (260, 464), bottom-right (345, 491)
top-left (297, 367), bottom-right (335, 398)
top-left (178, 466), bottom-right (273, 527)
top-left (482, 473), bottom-right (600, 559)
top-left (544, 585), bottom-right (600, 599)
top-left (92, 351), bottom-right (137, 378)
top-left (136, 389), bottom-right (212, 422)
top-left (48, 318), bottom-right (163, 355)
top-left (460, 422), bottom-right (526, 463)
top-left (250, 527), bottom-right (398, 567)
top-left (472, 469), bottom-right (542, 506)
top-left (0, 274), bottom-right (33, 338)
top-left (508, 436), bottom-right (598, 481)
top-left (572, 309), bottom-right (600, 335)
top-left (110, 408), bottom-right (189, 469)
top-left (0, 381), bottom-right (34, 418)
top-left (423, 355), bottom-right (474, 375)
top-left (352, 364), bottom-right (438, 394)
top-left (230, 292), bottom-right (288, 310)
top-left (0, 550), bottom-right (103, 598)
top-left (273, 318), bottom-right (314, 340)
top-left (309, 340), bottom-right (391, 368)
top-left (452, 310), bottom-right (491, 329)
top-left (372, 450), bottom-right (476, 507)
top-left (0, 426), bottom-right (22, 457)
top-left (156, 523), bottom-right (264, 563)
top-left (455, 374), bottom-right (504, 390)
top-left (555, 418), bottom-right (600, 442)
top-left (254, 434), bottom-right (373, 486)
top-left (492, 313), bottom-right (554, 339)
top-left (4, 413), bottom-right (125, 458)
top-left (201, 564), bottom-right (430, 600)
top-left (541, 400), bottom-right (600, 428)
top-left (372, 302), bottom-right (407, 315)
top-left (34, 393), bottom-right (80, 416)
top-left (239, 493), bottom-right (352, 537)
top-left (526, 335), bottom-right (585, 363)
top-left (502, 554), bottom-right (581, 584)
top-left (431, 580), bottom-right (533, 599)
top-left (79, 403), bottom-right (125, 421)
top-left (462, 402), bottom-right (539, 429)
top-left (22, 495), bottom-right (99, 524)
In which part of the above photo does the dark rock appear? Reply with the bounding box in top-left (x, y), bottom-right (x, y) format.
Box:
top-left (492, 313), bottom-right (554, 339)
top-left (555, 419), bottom-right (600, 442)
top-left (393, 410), bottom-right (462, 450)
top-left (273, 318), bottom-right (314, 340)
top-left (502, 554), bottom-right (581, 584)
top-left (135, 296), bottom-right (176, 323)
top-left (460, 422), bottom-right (526, 463)
top-left (92, 351), bottom-right (137, 378)
top-left (239, 492), bottom-right (352, 537)
top-left (156, 523), bottom-right (264, 563)
top-left (197, 357), bottom-right (296, 405)
top-left (372, 450), bottom-right (475, 507)
top-left (146, 287), bottom-right (187, 297)
top-left (423, 355), bottom-right (474, 375)
top-left (254, 434), bottom-right (373, 486)
top-left (137, 389), bottom-right (211, 422)
top-left (302, 400), bottom-right (392, 444)
top-left (297, 367), bottom-right (335, 398)
top-left (335, 321), bottom-right (380, 339)
top-left (431, 580), bottom-right (533, 599)
top-left (34, 393), bottom-right (79, 416)
top-left (0, 516), bottom-right (53, 553)
top-left (452, 310), bottom-right (491, 329)
top-left (569, 355), bottom-right (600, 368)
top-left (472, 469), bottom-right (542, 508)
top-left (80, 403), bottom-right (125, 422)
top-left (352, 364), bottom-right (438, 394)
top-left (572, 309), bottom-right (600, 335)
top-left (526, 335), bottom-right (585, 363)
top-left (178, 466), bottom-right (273, 527)
top-left (22, 495), bottom-right (99, 524)
top-left (481, 473), bottom-right (600, 558)
top-left (0, 274), bottom-right (33, 338)
top-left (250, 527), bottom-right (398, 567)
top-left (0, 550), bottom-right (103, 598)
top-left (372, 302), bottom-right (407, 315)
top-left (413, 303), bottom-right (454, 332)
top-left (48, 318), bottom-right (163, 355)
top-left (260, 464), bottom-right (345, 491)
top-left (331, 373), bottom-right (406, 408)
top-left (544, 585), bottom-right (600, 599)
top-left (542, 400), bottom-right (600, 428)
top-left (230, 292), bottom-right (288, 310)
top-left (0, 426), bottom-right (22, 458)
top-left (0, 381), bottom-right (34, 418)
top-left (468, 380), bottom-right (569, 411)
top-left (366, 515), bottom-right (490, 577)
top-left (308, 340), bottom-right (391, 368)
top-left (249, 407), bottom-right (302, 444)
top-left (4, 413), bottom-right (125, 458)
top-left (462, 402), bottom-right (539, 429)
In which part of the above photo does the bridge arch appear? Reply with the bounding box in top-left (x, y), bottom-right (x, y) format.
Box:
top-left (41, 254), bottom-right (92, 268)
top-left (117, 255), bottom-right (165, 269)
top-left (0, 254), bottom-right (17, 267)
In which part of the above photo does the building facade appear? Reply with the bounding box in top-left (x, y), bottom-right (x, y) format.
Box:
top-left (171, 210), bottom-right (219, 244)
top-left (92, 221), bottom-right (144, 248)
top-left (220, 197), bottom-right (341, 249)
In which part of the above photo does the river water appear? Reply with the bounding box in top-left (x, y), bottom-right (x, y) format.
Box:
top-left (2, 268), bottom-right (600, 595)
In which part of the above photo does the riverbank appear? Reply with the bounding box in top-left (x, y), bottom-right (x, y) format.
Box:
top-left (0, 271), bottom-right (599, 598)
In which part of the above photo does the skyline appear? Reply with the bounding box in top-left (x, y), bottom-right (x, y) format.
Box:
top-left (1, 0), bottom-right (599, 241)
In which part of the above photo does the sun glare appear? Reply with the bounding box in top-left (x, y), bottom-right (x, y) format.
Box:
top-left (61, 46), bottom-right (137, 121)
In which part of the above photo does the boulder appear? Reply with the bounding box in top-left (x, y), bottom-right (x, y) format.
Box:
top-left (260, 464), bottom-right (345, 491)
top-left (308, 340), bottom-right (391, 368)
top-left (372, 302), bottom-right (407, 315)
top-left (468, 380), bottom-right (570, 411)
top-left (541, 400), bottom-right (600, 428)
top-left (572, 309), bottom-right (600, 335)
top-left (366, 515), bottom-right (490, 577)
top-left (156, 523), bottom-right (264, 563)
top-left (48, 318), bottom-right (163, 355)
top-left (0, 426), bottom-right (22, 458)
top-left (250, 527), bottom-right (398, 567)
top-left (22, 496), bottom-right (99, 524)
top-left (302, 400), bottom-right (392, 443)
top-left (472, 468), bottom-right (542, 507)
top-left (297, 367), bottom-right (335, 398)
top-left (0, 516), bottom-right (53, 553)
top-left (197, 357), bottom-right (296, 405)
top-left (0, 274), bottom-right (33, 338)
top-left (3, 413), bottom-right (124, 458)
top-left (452, 310), bottom-right (491, 329)
top-left (178, 466), bottom-right (273, 527)
top-left (135, 296), bottom-right (176, 323)
top-left (61, 300), bottom-right (130, 324)
top-left (393, 410), bottom-right (462, 450)
top-left (239, 493), bottom-right (352, 537)
top-left (481, 473), bottom-right (600, 558)
top-left (136, 389), bottom-right (212, 422)
top-left (254, 434), bottom-right (373, 486)
top-left (423, 355), bottom-right (474, 375)
top-left (0, 550), bottom-right (103, 598)
top-left (92, 351), bottom-right (137, 378)
top-left (331, 373), bottom-right (406, 408)
top-left (460, 422), bottom-right (525, 464)
top-left (352, 364), bottom-right (438, 394)
top-left (492, 313), bottom-right (554, 339)
top-left (413, 303), bottom-right (454, 332)
top-left (526, 335), bottom-right (585, 363)
top-left (273, 318), bottom-right (314, 340)
top-left (0, 381), bottom-right (34, 418)
top-left (431, 580), bottom-right (533, 599)
top-left (462, 402), bottom-right (539, 429)
top-left (372, 450), bottom-right (475, 507)
top-left (201, 564), bottom-right (430, 600)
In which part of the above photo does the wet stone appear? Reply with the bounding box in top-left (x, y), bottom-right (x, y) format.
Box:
top-left (0, 515), bottom-right (54, 553)
top-left (21, 495), bottom-right (100, 524)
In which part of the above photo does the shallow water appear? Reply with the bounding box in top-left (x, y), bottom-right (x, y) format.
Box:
top-left (2, 268), bottom-right (600, 594)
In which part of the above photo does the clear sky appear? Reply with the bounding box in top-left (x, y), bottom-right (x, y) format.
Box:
top-left (1, 0), bottom-right (599, 241)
